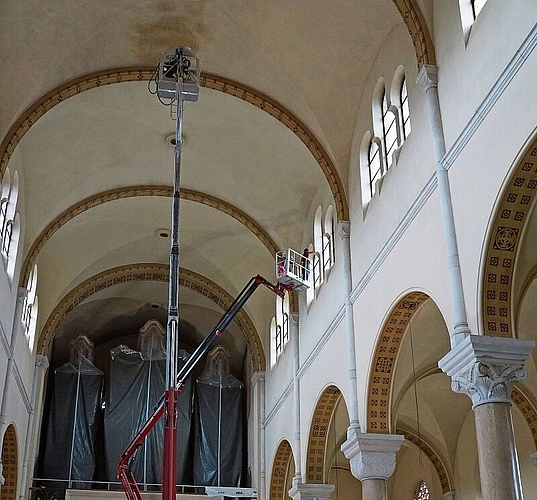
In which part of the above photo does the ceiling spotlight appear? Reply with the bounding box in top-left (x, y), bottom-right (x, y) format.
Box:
top-left (165, 134), bottom-right (186, 147)
top-left (156, 229), bottom-right (171, 238)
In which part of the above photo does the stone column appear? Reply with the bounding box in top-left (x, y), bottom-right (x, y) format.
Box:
top-left (341, 430), bottom-right (404, 500)
top-left (290, 312), bottom-right (303, 484)
top-left (439, 335), bottom-right (534, 500)
top-left (289, 482), bottom-right (335, 500)
top-left (252, 372), bottom-right (266, 499)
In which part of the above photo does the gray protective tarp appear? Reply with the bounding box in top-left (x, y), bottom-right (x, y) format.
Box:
top-left (42, 359), bottom-right (103, 488)
top-left (104, 347), bottom-right (192, 486)
top-left (193, 374), bottom-right (243, 487)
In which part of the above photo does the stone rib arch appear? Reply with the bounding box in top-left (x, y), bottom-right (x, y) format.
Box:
top-left (269, 440), bottom-right (294, 500)
top-left (366, 291), bottom-right (430, 433)
top-left (482, 134), bottom-right (537, 338)
top-left (38, 263), bottom-right (265, 370)
top-left (0, 69), bottom-right (348, 222)
top-left (395, 426), bottom-right (453, 494)
top-left (305, 385), bottom-right (342, 484)
top-left (20, 186), bottom-right (279, 287)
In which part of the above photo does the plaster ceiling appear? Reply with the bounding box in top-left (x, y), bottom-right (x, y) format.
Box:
top-left (0, 0), bottom-right (420, 371)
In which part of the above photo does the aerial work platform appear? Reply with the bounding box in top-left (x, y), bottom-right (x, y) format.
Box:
top-left (275, 248), bottom-right (312, 291)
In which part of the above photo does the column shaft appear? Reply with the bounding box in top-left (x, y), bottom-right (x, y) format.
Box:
top-left (474, 403), bottom-right (522, 500)
top-left (362, 478), bottom-right (387, 500)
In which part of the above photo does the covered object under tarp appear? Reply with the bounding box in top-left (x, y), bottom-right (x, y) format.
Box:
top-left (193, 370), bottom-right (243, 487)
top-left (42, 357), bottom-right (103, 488)
top-left (103, 345), bottom-right (193, 486)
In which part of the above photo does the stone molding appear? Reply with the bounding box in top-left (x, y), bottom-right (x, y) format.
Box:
top-left (341, 430), bottom-right (404, 481)
top-left (288, 483), bottom-right (335, 500)
top-left (439, 335), bottom-right (535, 408)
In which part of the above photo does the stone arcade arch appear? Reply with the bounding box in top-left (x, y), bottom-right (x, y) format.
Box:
top-left (269, 440), bottom-right (294, 500)
top-left (1, 424), bottom-right (18, 500)
top-left (38, 263), bottom-right (265, 370)
top-left (305, 385), bottom-right (342, 484)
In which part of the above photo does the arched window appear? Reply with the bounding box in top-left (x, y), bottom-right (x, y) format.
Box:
top-left (22, 265), bottom-right (39, 345)
top-left (0, 169), bottom-right (11, 242)
top-left (472, 0), bottom-right (487, 19)
top-left (1, 171), bottom-right (19, 268)
top-left (313, 206), bottom-right (324, 287)
top-left (382, 90), bottom-right (398, 169)
top-left (322, 206), bottom-right (335, 276)
top-left (368, 139), bottom-right (383, 197)
top-left (272, 292), bottom-right (290, 363)
top-left (400, 77), bottom-right (411, 140)
top-left (414, 480), bottom-right (430, 500)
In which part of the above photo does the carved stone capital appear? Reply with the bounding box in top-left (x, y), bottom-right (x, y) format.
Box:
top-left (440, 492), bottom-right (456, 500)
top-left (337, 221), bottom-right (350, 239)
top-left (35, 354), bottom-right (49, 371)
top-left (341, 430), bottom-right (404, 481)
top-left (531, 451), bottom-right (537, 466)
top-left (416, 64), bottom-right (438, 92)
top-left (16, 287), bottom-right (28, 304)
top-left (251, 371), bottom-right (266, 386)
top-left (439, 335), bottom-right (534, 408)
top-left (288, 483), bottom-right (335, 500)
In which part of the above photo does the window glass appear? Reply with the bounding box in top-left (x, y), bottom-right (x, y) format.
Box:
top-left (368, 141), bottom-right (382, 197)
top-left (414, 480), bottom-right (430, 500)
top-left (400, 79), bottom-right (411, 139)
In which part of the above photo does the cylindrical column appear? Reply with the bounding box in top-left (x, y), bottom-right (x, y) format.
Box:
top-left (417, 65), bottom-right (471, 347)
top-left (19, 354), bottom-right (49, 500)
top-left (361, 479), bottom-right (387, 500)
top-left (291, 313), bottom-right (302, 484)
top-left (474, 403), bottom-right (522, 499)
top-left (439, 335), bottom-right (534, 500)
top-left (338, 221), bottom-right (360, 431)
top-left (252, 372), bottom-right (266, 500)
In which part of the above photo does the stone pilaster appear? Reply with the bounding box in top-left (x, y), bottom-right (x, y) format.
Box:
top-left (439, 335), bottom-right (534, 500)
top-left (288, 483), bottom-right (335, 500)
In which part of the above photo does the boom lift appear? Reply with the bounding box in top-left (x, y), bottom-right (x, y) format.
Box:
top-left (118, 46), bottom-right (306, 500)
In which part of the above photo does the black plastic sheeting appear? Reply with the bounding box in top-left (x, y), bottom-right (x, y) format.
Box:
top-left (193, 374), bottom-right (243, 487)
top-left (104, 346), bottom-right (193, 486)
top-left (42, 358), bottom-right (103, 488)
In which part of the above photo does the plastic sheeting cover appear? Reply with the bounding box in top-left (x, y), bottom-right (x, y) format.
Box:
top-left (104, 346), bottom-right (192, 486)
top-left (193, 374), bottom-right (243, 487)
top-left (42, 358), bottom-right (103, 488)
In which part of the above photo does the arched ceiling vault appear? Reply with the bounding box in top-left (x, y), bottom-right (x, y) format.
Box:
top-left (38, 263), bottom-right (266, 370)
top-left (20, 186), bottom-right (279, 287)
top-left (0, 69), bottom-right (349, 222)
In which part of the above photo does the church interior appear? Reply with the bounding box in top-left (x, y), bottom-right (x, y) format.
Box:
top-left (0, 1), bottom-right (536, 499)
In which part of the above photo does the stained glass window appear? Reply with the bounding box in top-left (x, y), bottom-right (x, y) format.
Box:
top-left (414, 480), bottom-right (430, 500)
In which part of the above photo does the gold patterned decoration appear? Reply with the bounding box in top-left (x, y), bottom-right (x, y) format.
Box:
top-left (305, 385), bottom-right (342, 484)
top-left (269, 440), bottom-right (293, 500)
top-left (0, 68), bottom-right (348, 222)
top-left (367, 292), bottom-right (429, 433)
top-left (396, 426), bottom-right (452, 493)
top-left (482, 137), bottom-right (537, 338)
top-left (37, 263), bottom-right (265, 370)
top-left (391, 0), bottom-right (436, 69)
top-left (1, 425), bottom-right (18, 500)
top-left (511, 386), bottom-right (537, 448)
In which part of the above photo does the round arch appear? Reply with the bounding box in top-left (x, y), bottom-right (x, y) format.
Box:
top-left (20, 186), bottom-right (279, 287)
top-left (366, 291), bottom-right (430, 433)
top-left (481, 134), bottom-right (537, 338)
top-left (0, 69), bottom-right (348, 222)
top-left (305, 385), bottom-right (343, 484)
top-left (269, 440), bottom-right (294, 500)
top-left (1, 424), bottom-right (18, 500)
top-left (38, 263), bottom-right (265, 370)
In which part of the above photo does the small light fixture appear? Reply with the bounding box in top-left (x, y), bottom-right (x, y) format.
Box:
top-left (149, 302), bottom-right (161, 309)
top-left (156, 229), bottom-right (171, 238)
top-left (165, 134), bottom-right (186, 147)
